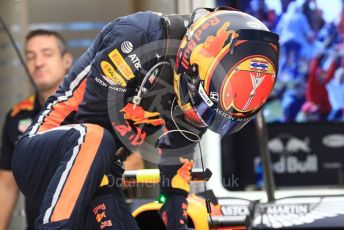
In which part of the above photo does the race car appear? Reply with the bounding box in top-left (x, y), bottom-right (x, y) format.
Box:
top-left (124, 122), bottom-right (344, 230)
top-left (124, 167), bottom-right (344, 230)
top-left (123, 168), bottom-right (249, 230)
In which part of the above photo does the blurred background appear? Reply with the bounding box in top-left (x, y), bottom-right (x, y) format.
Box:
top-left (222, 0), bottom-right (344, 191)
top-left (1, 0), bottom-right (344, 229)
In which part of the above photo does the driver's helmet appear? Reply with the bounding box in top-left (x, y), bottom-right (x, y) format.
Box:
top-left (174, 8), bottom-right (279, 135)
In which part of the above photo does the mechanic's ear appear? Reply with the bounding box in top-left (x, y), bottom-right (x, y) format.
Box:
top-left (62, 52), bottom-right (73, 70)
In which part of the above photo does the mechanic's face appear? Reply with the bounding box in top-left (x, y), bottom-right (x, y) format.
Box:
top-left (25, 35), bottom-right (72, 92)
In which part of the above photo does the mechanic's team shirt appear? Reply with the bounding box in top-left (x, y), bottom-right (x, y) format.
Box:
top-left (24, 11), bottom-right (205, 154)
top-left (0, 94), bottom-right (41, 230)
top-left (1, 94), bottom-right (41, 170)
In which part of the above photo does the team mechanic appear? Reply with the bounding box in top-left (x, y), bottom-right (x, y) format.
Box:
top-left (12, 7), bottom-right (279, 230)
top-left (0, 29), bottom-right (73, 229)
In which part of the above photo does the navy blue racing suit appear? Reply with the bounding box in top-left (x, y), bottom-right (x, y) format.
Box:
top-left (12, 11), bottom-right (204, 229)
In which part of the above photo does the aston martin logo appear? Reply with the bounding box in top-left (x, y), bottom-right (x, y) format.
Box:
top-left (253, 197), bottom-right (344, 228)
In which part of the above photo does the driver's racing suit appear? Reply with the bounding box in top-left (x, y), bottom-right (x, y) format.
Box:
top-left (12, 11), bottom-right (205, 230)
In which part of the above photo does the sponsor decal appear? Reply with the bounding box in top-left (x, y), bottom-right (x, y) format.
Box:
top-left (120, 41), bottom-right (133, 54)
top-left (179, 16), bottom-right (222, 70)
top-left (95, 211), bottom-right (106, 223)
top-left (18, 118), bottom-right (32, 133)
top-left (95, 77), bottom-right (108, 87)
top-left (219, 198), bottom-right (251, 217)
top-left (198, 83), bottom-right (214, 107)
top-left (250, 60), bottom-right (268, 71)
top-left (128, 53), bottom-right (142, 70)
top-left (266, 134), bottom-right (318, 174)
top-left (120, 103), bottom-right (164, 126)
top-left (268, 135), bottom-right (311, 153)
top-left (109, 85), bottom-right (126, 93)
top-left (93, 202), bottom-right (113, 229)
top-left (221, 205), bottom-right (250, 216)
top-left (322, 134), bottom-right (344, 148)
top-left (100, 220), bottom-right (113, 229)
top-left (148, 69), bottom-right (159, 84)
top-left (323, 162), bottom-right (342, 169)
top-left (95, 76), bottom-right (126, 93)
top-left (254, 197), bottom-right (344, 228)
top-left (266, 204), bottom-right (310, 215)
top-left (214, 108), bottom-right (250, 122)
top-left (112, 121), bottom-right (147, 146)
top-left (210, 92), bottom-right (219, 102)
top-left (100, 61), bottom-right (127, 87)
top-left (108, 49), bottom-right (135, 80)
top-left (272, 155), bottom-right (318, 174)
top-left (93, 203), bottom-right (106, 216)
top-left (93, 203), bottom-right (107, 223)
top-left (186, 21), bottom-right (238, 82)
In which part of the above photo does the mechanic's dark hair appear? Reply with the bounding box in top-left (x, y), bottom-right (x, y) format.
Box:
top-left (25, 29), bottom-right (68, 55)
